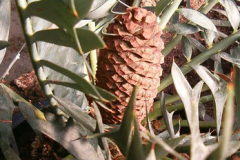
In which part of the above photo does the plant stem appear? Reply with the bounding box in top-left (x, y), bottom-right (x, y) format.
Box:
top-left (15, 0), bottom-right (60, 113)
top-left (155, 84), bottom-right (209, 110)
top-left (142, 94), bottom-right (213, 124)
top-left (131, 0), bottom-right (141, 7)
top-left (162, 34), bottom-right (182, 56)
top-left (178, 119), bottom-right (216, 128)
top-left (159, 0), bottom-right (182, 30)
top-left (88, 22), bottom-right (98, 84)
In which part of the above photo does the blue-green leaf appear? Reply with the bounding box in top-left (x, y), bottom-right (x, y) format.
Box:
top-left (181, 36), bottom-right (192, 61)
top-left (155, 0), bottom-right (173, 16)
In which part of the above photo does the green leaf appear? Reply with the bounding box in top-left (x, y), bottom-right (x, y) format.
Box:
top-left (0, 41), bottom-right (10, 50)
top-left (155, 0), bottom-right (173, 16)
top-left (178, 8), bottom-right (217, 32)
top-left (126, 117), bottom-right (145, 160)
top-left (219, 0), bottom-right (240, 32)
top-left (114, 86), bottom-right (137, 156)
top-left (25, 0), bottom-right (93, 30)
top-left (181, 36), bottom-right (192, 61)
top-left (72, 0), bottom-right (93, 20)
top-left (31, 28), bottom-right (105, 53)
top-left (167, 23), bottom-right (200, 35)
top-left (0, 0), bottom-right (10, 64)
top-left (193, 65), bottom-right (227, 136)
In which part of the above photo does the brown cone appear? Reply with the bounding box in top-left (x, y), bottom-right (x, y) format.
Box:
top-left (96, 7), bottom-right (164, 124)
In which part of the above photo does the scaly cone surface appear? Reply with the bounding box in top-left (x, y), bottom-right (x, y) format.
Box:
top-left (96, 7), bottom-right (164, 124)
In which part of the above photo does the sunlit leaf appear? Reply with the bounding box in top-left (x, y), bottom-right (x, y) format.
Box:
top-left (220, 52), bottom-right (240, 68)
top-left (171, 61), bottom-right (192, 124)
top-left (86, 0), bottom-right (116, 19)
top-left (212, 8), bottom-right (227, 16)
top-left (0, 0), bottom-right (10, 64)
top-left (179, 8), bottom-right (217, 32)
top-left (213, 54), bottom-right (223, 74)
top-left (219, 0), bottom-right (240, 31)
top-left (160, 92), bottom-right (177, 139)
top-left (202, 29), bottom-right (217, 47)
top-left (208, 83), bottom-right (240, 159)
top-left (193, 65), bottom-right (227, 136)
top-left (189, 81), bottom-right (217, 160)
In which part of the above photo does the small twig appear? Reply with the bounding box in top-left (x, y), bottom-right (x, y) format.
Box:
top-left (0, 43), bottom-right (26, 80)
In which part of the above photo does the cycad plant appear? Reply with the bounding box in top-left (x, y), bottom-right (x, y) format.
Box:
top-left (0, 0), bottom-right (240, 160)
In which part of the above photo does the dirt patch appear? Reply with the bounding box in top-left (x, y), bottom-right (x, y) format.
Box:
top-left (0, 0), bottom-right (33, 84)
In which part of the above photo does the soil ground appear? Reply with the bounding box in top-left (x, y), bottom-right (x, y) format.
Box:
top-left (0, 0), bottom-right (33, 84)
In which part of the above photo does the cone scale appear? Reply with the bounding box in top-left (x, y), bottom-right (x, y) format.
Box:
top-left (96, 7), bottom-right (164, 124)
